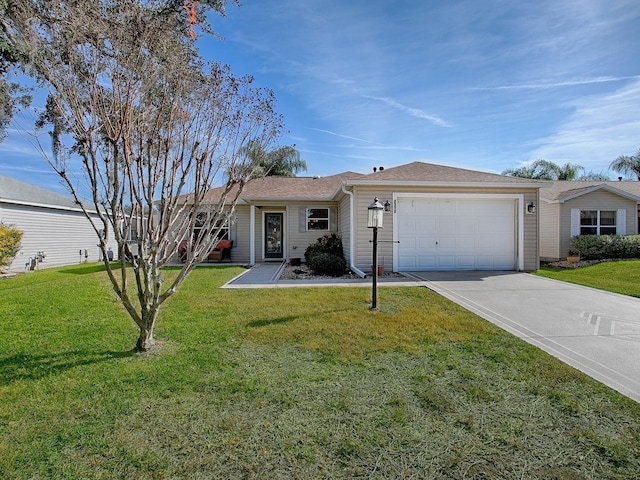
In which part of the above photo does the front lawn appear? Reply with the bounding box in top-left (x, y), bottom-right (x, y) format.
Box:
top-left (537, 259), bottom-right (640, 297)
top-left (1, 264), bottom-right (639, 479)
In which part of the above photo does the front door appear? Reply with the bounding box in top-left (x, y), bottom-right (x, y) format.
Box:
top-left (265, 212), bottom-right (284, 259)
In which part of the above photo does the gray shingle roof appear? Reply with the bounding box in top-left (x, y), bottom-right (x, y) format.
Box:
top-left (540, 181), bottom-right (640, 202)
top-left (354, 161), bottom-right (545, 184)
top-left (0, 174), bottom-right (81, 210)
top-left (190, 161), bottom-right (548, 204)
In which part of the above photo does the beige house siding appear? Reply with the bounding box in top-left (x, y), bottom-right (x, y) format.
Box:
top-left (559, 191), bottom-right (638, 259)
top-left (337, 194), bottom-right (352, 266)
top-left (1, 202), bottom-right (117, 271)
top-left (286, 202), bottom-right (338, 262)
top-left (232, 205), bottom-right (251, 263)
top-left (522, 191), bottom-right (540, 271)
top-left (539, 201), bottom-right (560, 260)
top-left (350, 185), bottom-right (539, 272)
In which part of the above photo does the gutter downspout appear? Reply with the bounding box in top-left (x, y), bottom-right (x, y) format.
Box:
top-left (342, 184), bottom-right (366, 278)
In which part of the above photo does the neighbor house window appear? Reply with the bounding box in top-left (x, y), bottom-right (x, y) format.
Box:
top-left (307, 208), bottom-right (329, 230)
top-left (579, 210), bottom-right (616, 235)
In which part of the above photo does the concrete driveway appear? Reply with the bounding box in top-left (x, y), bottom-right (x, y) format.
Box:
top-left (410, 271), bottom-right (640, 403)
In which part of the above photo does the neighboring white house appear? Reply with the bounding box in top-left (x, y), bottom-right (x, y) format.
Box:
top-left (0, 175), bottom-right (117, 271)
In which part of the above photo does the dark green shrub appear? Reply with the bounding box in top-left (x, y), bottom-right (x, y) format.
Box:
top-left (570, 235), bottom-right (640, 260)
top-left (304, 233), bottom-right (343, 263)
top-left (0, 223), bottom-right (23, 272)
top-left (308, 252), bottom-right (347, 276)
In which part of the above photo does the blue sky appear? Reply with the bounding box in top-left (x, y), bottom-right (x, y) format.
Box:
top-left (2, 0), bottom-right (639, 192)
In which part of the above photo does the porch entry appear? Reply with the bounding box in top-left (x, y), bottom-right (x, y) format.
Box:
top-left (264, 212), bottom-right (284, 259)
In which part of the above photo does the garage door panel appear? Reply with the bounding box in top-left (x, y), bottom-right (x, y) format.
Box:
top-left (397, 197), bottom-right (516, 271)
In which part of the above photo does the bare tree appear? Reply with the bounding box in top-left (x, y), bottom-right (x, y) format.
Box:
top-left (4, 1), bottom-right (283, 351)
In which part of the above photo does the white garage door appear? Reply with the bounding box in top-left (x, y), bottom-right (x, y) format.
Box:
top-left (396, 197), bottom-right (516, 271)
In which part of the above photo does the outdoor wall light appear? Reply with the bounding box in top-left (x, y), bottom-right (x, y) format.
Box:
top-left (526, 201), bottom-right (536, 214)
top-left (383, 200), bottom-right (391, 213)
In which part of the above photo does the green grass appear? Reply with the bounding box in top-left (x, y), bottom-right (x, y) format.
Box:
top-left (1, 263), bottom-right (639, 479)
top-left (537, 259), bottom-right (640, 297)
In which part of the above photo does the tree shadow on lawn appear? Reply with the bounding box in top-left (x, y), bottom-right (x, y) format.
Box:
top-left (246, 315), bottom-right (299, 328)
top-left (0, 349), bottom-right (136, 386)
top-left (59, 263), bottom-right (109, 275)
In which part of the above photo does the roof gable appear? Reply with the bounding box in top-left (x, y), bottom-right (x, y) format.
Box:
top-left (540, 181), bottom-right (640, 203)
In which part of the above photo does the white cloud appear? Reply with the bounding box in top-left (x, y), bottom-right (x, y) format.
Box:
top-left (528, 80), bottom-right (640, 170)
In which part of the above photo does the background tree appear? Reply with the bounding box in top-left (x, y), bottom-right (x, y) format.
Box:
top-left (609, 149), bottom-right (640, 180)
top-left (579, 171), bottom-right (611, 181)
top-left (241, 141), bottom-right (306, 178)
top-left (502, 159), bottom-right (584, 180)
top-left (3, 0), bottom-right (283, 351)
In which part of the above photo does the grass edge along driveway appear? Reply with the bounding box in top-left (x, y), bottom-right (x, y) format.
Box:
top-left (1, 263), bottom-right (639, 479)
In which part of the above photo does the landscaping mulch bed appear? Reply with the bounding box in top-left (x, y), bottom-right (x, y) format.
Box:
top-left (544, 258), bottom-right (617, 269)
top-left (280, 263), bottom-right (404, 280)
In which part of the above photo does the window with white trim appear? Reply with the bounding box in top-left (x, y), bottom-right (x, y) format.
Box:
top-left (306, 208), bottom-right (329, 231)
top-left (579, 210), bottom-right (616, 235)
top-left (194, 212), bottom-right (229, 241)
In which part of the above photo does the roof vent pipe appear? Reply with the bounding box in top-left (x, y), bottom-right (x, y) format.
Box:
top-left (373, 167), bottom-right (377, 173)
top-left (379, 166), bottom-right (384, 171)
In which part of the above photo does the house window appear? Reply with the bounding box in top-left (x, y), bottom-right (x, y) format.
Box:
top-left (580, 210), bottom-right (616, 235)
top-left (194, 212), bottom-right (229, 241)
top-left (307, 208), bottom-right (329, 231)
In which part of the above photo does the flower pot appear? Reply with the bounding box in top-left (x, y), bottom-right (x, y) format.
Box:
top-left (567, 255), bottom-right (580, 264)
top-left (377, 265), bottom-right (384, 276)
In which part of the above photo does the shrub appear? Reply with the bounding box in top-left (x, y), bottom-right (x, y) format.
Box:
top-left (0, 223), bottom-right (23, 272)
top-left (307, 252), bottom-right (347, 276)
top-left (304, 233), bottom-right (344, 264)
top-left (570, 235), bottom-right (640, 260)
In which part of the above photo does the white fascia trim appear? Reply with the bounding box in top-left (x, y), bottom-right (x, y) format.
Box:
top-left (392, 192), bottom-right (525, 271)
top-left (343, 180), bottom-right (549, 189)
top-left (0, 198), bottom-right (99, 214)
top-left (341, 184), bottom-right (366, 278)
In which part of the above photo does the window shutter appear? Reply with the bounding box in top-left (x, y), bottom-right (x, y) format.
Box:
top-left (329, 207), bottom-right (337, 231)
top-left (299, 207), bottom-right (307, 232)
top-left (616, 209), bottom-right (626, 235)
top-left (570, 209), bottom-right (580, 237)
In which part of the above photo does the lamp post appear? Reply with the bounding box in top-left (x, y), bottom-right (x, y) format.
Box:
top-left (367, 197), bottom-right (384, 309)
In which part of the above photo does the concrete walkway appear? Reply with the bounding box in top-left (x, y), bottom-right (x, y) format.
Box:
top-left (409, 271), bottom-right (640, 403)
top-left (223, 262), bottom-right (418, 288)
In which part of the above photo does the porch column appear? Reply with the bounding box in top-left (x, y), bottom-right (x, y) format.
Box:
top-left (250, 205), bottom-right (256, 265)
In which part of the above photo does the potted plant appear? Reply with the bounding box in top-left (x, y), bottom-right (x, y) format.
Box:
top-left (567, 250), bottom-right (580, 264)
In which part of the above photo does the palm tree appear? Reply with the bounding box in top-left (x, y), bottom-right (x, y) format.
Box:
top-left (263, 146), bottom-right (307, 177)
top-left (609, 149), bottom-right (640, 180)
top-left (241, 141), bottom-right (307, 178)
top-left (502, 159), bottom-right (583, 180)
top-left (556, 162), bottom-right (584, 180)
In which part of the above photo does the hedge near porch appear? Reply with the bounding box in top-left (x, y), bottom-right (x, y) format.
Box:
top-left (570, 234), bottom-right (640, 260)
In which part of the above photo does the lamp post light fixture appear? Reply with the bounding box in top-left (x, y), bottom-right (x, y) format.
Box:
top-left (367, 197), bottom-right (385, 309)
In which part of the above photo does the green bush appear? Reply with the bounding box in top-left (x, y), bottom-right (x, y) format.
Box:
top-left (0, 223), bottom-right (23, 272)
top-left (304, 233), bottom-right (344, 264)
top-left (570, 235), bottom-right (640, 260)
top-left (307, 252), bottom-right (347, 276)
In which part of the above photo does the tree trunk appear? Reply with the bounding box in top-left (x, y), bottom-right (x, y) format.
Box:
top-left (136, 325), bottom-right (155, 352)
